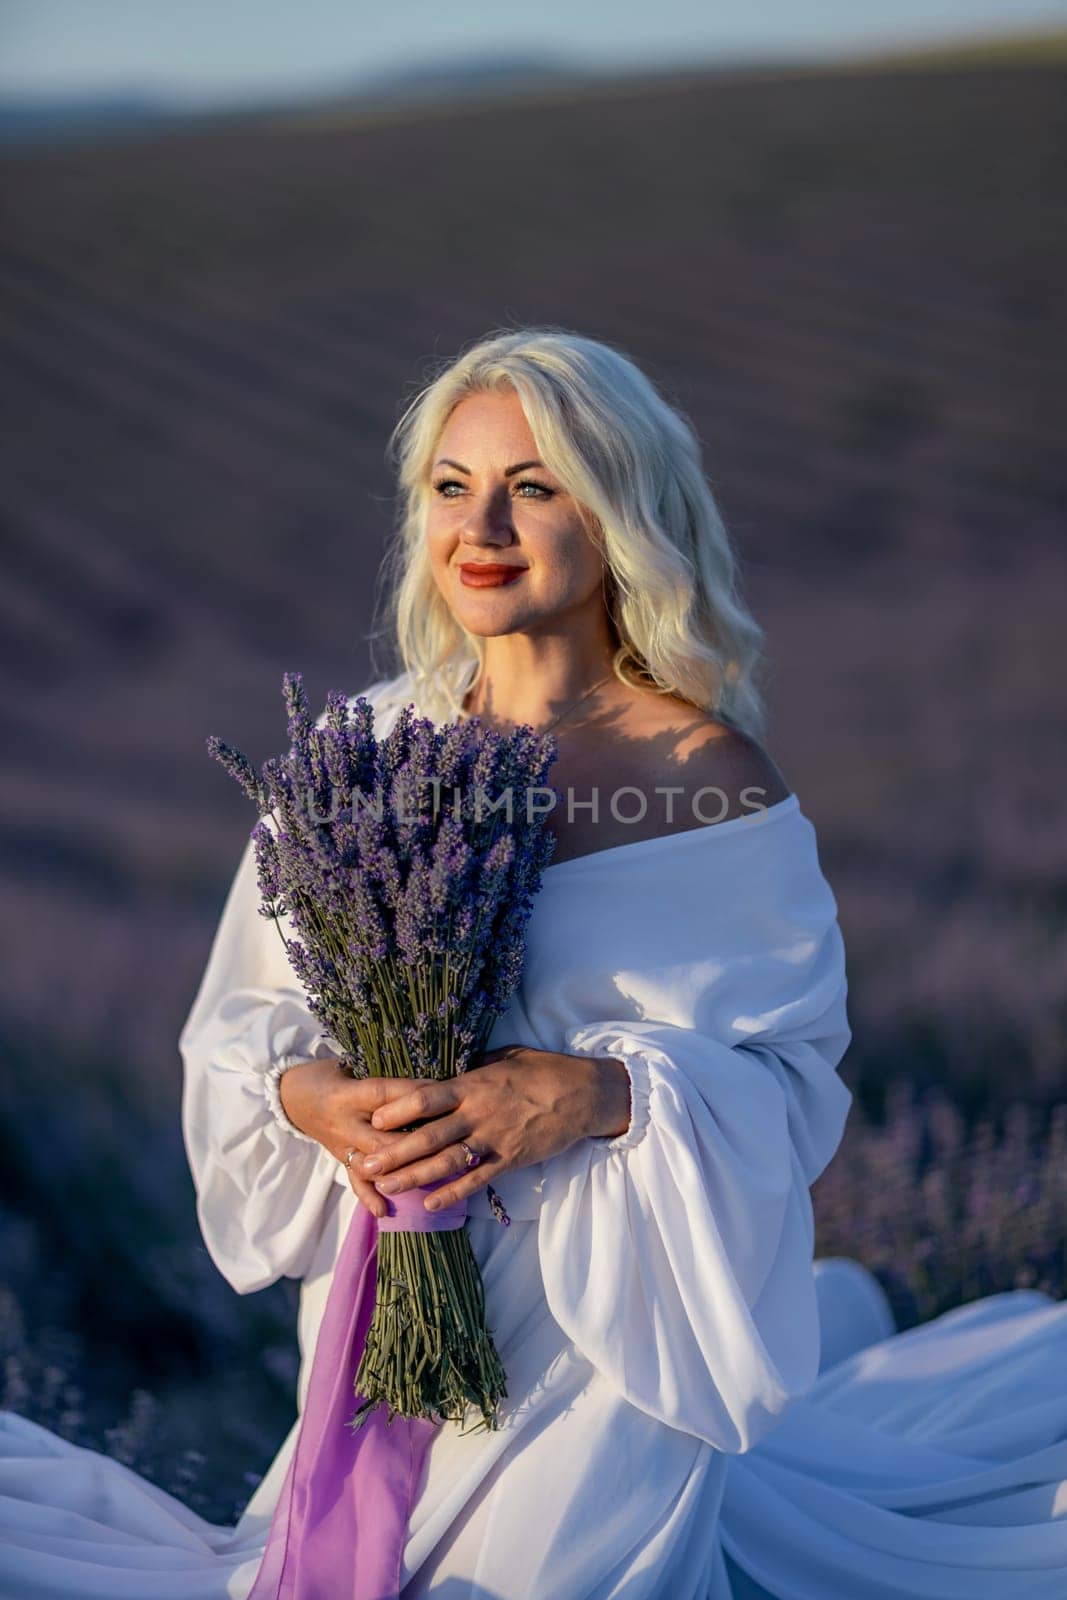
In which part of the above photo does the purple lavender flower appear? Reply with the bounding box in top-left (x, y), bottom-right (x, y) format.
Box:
top-left (205, 738), bottom-right (262, 808)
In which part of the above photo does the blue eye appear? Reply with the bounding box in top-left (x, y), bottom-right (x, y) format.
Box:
top-left (431, 478), bottom-right (554, 499)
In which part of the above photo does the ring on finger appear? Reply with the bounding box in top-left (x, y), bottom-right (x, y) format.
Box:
top-left (460, 1141), bottom-right (481, 1170)
top-left (344, 1147), bottom-right (358, 1170)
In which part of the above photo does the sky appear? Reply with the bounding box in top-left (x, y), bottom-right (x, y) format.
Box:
top-left (1, 0), bottom-right (1065, 107)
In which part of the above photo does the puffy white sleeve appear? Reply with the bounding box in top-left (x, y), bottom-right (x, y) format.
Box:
top-left (536, 828), bottom-right (854, 1455)
top-left (178, 828), bottom-right (348, 1295)
top-left (178, 673), bottom-right (405, 1294)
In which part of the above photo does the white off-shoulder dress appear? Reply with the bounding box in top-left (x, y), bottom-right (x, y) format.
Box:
top-left (3, 670), bottom-right (1067, 1599)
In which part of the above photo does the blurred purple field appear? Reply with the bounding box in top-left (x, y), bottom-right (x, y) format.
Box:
top-left (1, 51), bottom-right (1065, 1520)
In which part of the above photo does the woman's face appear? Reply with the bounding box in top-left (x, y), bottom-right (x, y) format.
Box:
top-left (425, 388), bottom-right (607, 638)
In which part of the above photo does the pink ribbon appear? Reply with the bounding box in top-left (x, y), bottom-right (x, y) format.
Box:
top-left (248, 1178), bottom-right (468, 1600)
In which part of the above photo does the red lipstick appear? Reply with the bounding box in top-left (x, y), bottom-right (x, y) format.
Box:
top-left (457, 563), bottom-right (526, 588)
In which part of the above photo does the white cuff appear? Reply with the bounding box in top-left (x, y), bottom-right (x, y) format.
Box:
top-left (261, 1031), bottom-right (338, 1145)
top-left (585, 1046), bottom-right (653, 1152)
top-left (262, 1057), bottom-right (321, 1144)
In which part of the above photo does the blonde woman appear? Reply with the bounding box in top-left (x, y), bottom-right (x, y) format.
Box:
top-left (3, 327), bottom-right (1066, 1598)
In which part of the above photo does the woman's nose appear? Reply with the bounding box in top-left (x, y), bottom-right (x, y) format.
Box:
top-left (461, 491), bottom-right (516, 545)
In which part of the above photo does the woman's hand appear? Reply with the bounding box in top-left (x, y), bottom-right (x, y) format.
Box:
top-left (278, 1058), bottom-right (438, 1219)
top-left (353, 1046), bottom-right (632, 1213)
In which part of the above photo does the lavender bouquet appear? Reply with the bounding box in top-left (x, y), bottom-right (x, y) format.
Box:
top-left (208, 674), bottom-right (559, 1433)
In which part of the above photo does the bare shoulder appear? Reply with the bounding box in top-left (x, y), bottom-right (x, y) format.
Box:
top-left (623, 691), bottom-right (793, 820)
top-left (547, 688), bottom-right (792, 856)
top-left (679, 719), bottom-right (792, 814)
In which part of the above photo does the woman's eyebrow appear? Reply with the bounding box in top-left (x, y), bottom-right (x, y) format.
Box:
top-left (433, 458), bottom-right (544, 476)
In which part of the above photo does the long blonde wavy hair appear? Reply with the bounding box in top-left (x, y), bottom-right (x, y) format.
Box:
top-left (370, 325), bottom-right (770, 740)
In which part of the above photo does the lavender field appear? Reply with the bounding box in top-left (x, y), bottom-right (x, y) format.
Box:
top-left (1, 49), bottom-right (1065, 1522)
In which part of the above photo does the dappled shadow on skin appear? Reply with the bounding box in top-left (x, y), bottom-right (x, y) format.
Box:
top-left (465, 684), bottom-right (793, 867)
